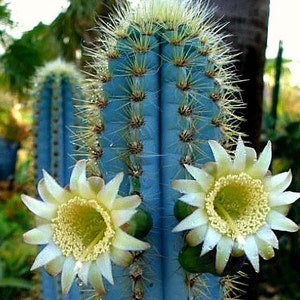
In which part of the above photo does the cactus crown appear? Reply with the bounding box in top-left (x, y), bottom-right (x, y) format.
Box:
top-left (32, 59), bottom-right (84, 183)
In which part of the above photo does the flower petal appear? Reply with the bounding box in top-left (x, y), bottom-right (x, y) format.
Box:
top-left (247, 141), bottom-right (271, 178)
top-left (23, 224), bottom-right (53, 245)
top-left (110, 247), bottom-right (133, 267)
top-left (78, 261), bottom-right (91, 285)
top-left (45, 255), bottom-right (64, 276)
top-left (38, 179), bottom-right (60, 204)
top-left (232, 137), bottom-right (246, 172)
top-left (111, 209), bottom-right (137, 227)
top-left (185, 225), bottom-right (207, 246)
top-left (184, 164), bottom-right (213, 191)
top-left (244, 235), bottom-right (260, 272)
top-left (245, 146), bottom-right (257, 168)
top-left (172, 209), bottom-right (207, 232)
top-left (61, 256), bottom-right (77, 295)
top-left (216, 236), bottom-right (234, 274)
top-left (112, 195), bottom-right (141, 210)
top-left (172, 179), bottom-right (203, 193)
top-left (42, 169), bottom-right (70, 201)
top-left (96, 252), bottom-right (114, 284)
top-left (267, 210), bottom-right (299, 232)
top-left (201, 226), bottom-right (222, 256)
top-left (88, 176), bottom-right (105, 194)
top-left (21, 194), bottom-right (56, 220)
top-left (208, 140), bottom-right (232, 175)
top-left (113, 229), bottom-right (150, 251)
top-left (70, 159), bottom-right (87, 191)
top-left (97, 173), bottom-right (123, 210)
top-left (70, 160), bottom-right (97, 199)
top-left (179, 193), bottom-right (205, 207)
top-left (264, 170), bottom-right (292, 193)
top-left (31, 243), bottom-right (62, 270)
top-left (255, 235), bottom-right (275, 260)
top-left (88, 262), bottom-right (106, 295)
top-left (256, 225), bottom-right (279, 249)
top-left (269, 191), bottom-right (300, 207)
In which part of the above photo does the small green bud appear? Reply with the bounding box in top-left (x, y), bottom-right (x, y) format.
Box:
top-left (124, 208), bottom-right (153, 239)
top-left (174, 199), bottom-right (196, 221)
top-left (178, 244), bottom-right (245, 276)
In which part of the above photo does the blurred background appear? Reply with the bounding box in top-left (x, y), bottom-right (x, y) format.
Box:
top-left (0, 0), bottom-right (299, 299)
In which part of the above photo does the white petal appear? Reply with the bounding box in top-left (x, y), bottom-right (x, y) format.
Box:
top-left (267, 210), bottom-right (299, 232)
top-left (264, 170), bottom-right (292, 193)
top-left (172, 179), bottom-right (203, 193)
top-left (61, 256), bottom-right (77, 295)
top-left (256, 225), bottom-right (279, 249)
top-left (96, 252), bottom-right (114, 284)
top-left (269, 191), bottom-right (300, 207)
top-left (88, 262), bottom-right (106, 295)
top-left (88, 176), bottom-right (105, 194)
top-left (112, 195), bottom-right (141, 210)
top-left (244, 235), bottom-right (260, 272)
top-left (110, 247), bottom-right (133, 267)
top-left (42, 170), bottom-right (69, 201)
top-left (232, 137), bottom-right (246, 171)
top-left (23, 224), bottom-right (53, 245)
top-left (45, 255), bottom-right (64, 276)
top-left (78, 261), bottom-right (92, 285)
top-left (97, 173), bottom-right (123, 210)
top-left (273, 205), bottom-right (289, 215)
top-left (254, 235), bottom-right (275, 260)
top-left (70, 160), bottom-right (87, 191)
top-left (201, 226), bottom-right (222, 256)
top-left (216, 236), bottom-right (234, 274)
top-left (69, 160), bottom-right (97, 199)
top-left (31, 243), bottom-right (62, 270)
top-left (208, 140), bottom-right (232, 175)
top-left (172, 209), bottom-right (207, 232)
top-left (179, 193), bottom-right (205, 207)
top-left (247, 141), bottom-right (271, 178)
top-left (113, 229), bottom-right (150, 251)
top-left (186, 225), bottom-right (208, 246)
top-left (184, 164), bottom-right (213, 191)
top-left (245, 146), bottom-right (257, 168)
top-left (21, 194), bottom-right (56, 220)
top-left (38, 179), bottom-right (60, 204)
top-left (111, 209), bottom-right (137, 227)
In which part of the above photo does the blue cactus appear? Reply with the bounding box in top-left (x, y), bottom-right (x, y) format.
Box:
top-left (76, 0), bottom-right (244, 299)
top-left (32, 59), bottom-right (87, 300)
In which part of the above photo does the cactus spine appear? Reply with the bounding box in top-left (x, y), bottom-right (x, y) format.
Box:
top-left (32, 59), bottom-right (86, 300)
top-left (79, 0), bottom-right (244, 298)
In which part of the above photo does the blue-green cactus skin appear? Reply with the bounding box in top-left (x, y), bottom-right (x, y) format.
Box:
top-left (33, 60), bottom-right (85, 300)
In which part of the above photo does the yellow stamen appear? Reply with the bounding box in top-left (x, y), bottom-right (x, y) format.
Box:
top-left (52, 197), bottom-right (115, 262)
top-left (205, 173), bottom-right (270, 240)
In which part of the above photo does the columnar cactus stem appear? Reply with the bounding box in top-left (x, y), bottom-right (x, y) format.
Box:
top-left (77, 0), bottom-right (244, 299)
top-left (32, 59), bottom-right (85, 300)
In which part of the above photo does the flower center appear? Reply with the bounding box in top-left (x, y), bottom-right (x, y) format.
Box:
top-left (51, 197), bottom-right (115, 262)
top-left (205, 173), bottom-right (270, 241)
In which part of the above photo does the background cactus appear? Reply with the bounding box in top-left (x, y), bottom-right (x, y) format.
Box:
top-left (32, 59), bottom-right (88, 300)
top-left (76, 0), bottom-right (244, 299)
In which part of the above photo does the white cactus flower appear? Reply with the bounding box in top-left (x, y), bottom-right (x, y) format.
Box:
top-left (172, 137), bottom-right (299, 274)
top-left (22, 159), bottom-right (150, 295)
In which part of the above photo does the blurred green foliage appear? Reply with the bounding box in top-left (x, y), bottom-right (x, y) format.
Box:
top-left (0, 157), bottom-right (36, 300)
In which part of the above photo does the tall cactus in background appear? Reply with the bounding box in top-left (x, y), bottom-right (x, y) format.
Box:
top-left (32, 59), bottom-right (86, 300)
top-left (78, 0), bottom-right (244, 298)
